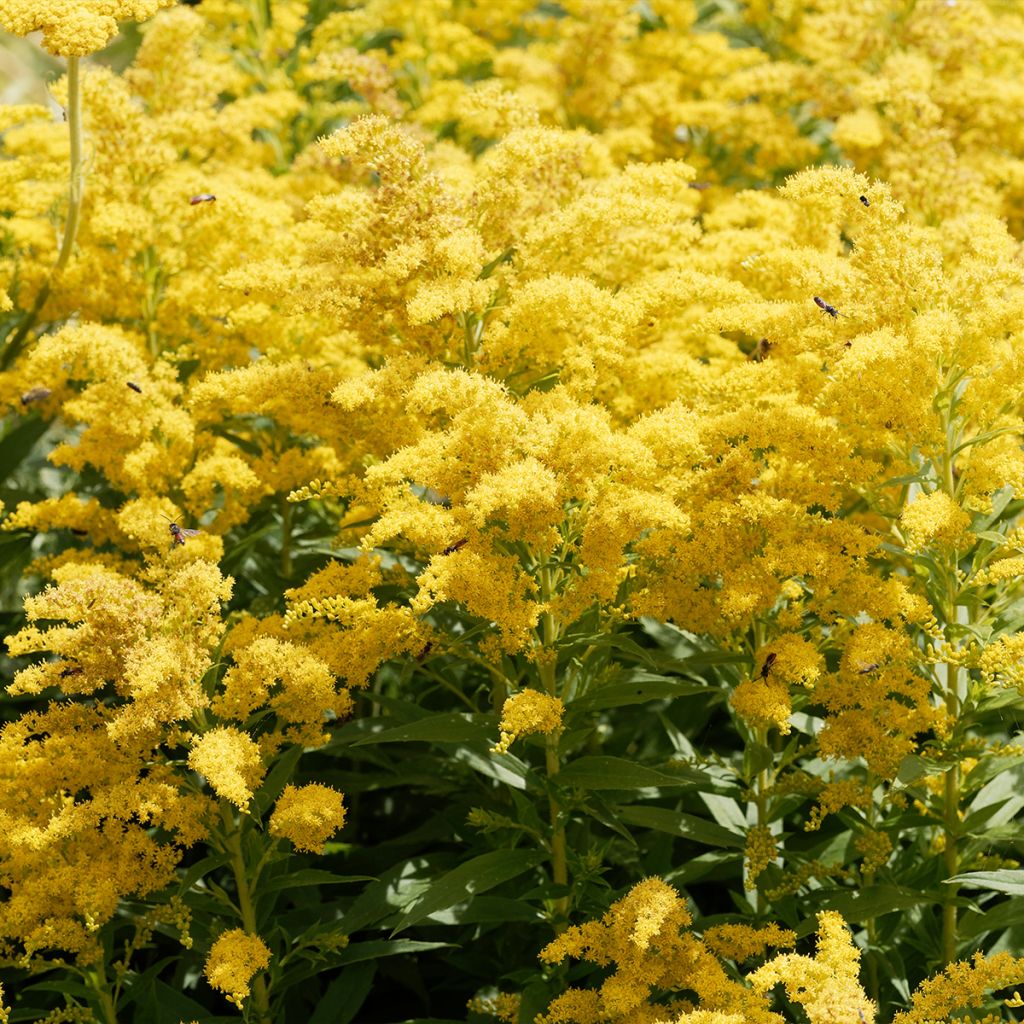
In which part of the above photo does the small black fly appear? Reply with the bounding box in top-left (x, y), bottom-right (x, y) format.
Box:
top-left (760, 652), bottom-right (777, 679)
top-left (859, 195), bottom-right (870, 207)
top-left (813, 295), bottom-right (844, 319)
top-left (127, 381), bottom-right (142, 393)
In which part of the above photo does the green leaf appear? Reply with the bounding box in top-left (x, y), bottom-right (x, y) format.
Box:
top-left (261, 869), bottom-right (376, 894)
top-left (114, 957), bottom-right (179, 1011)
top-left (894, 754), bottom-right (931, 788)
top-left (556, 756), bottom-right (702, 791)
top-left (453, 746), bottom-right (533, 790)
top-left (665, 849), bottom-right (742, 885)
top-left (391, 849), bottom-right (545, 934)
top-left (448, 895), bottom-right (545, 923)
top-left (19, 979), bottom-right (91, 999)
top-left (977, 485), bottom-right (1015, 529)
top-left (253, 744), bottom-right (304, 814)
top-left (175, 852), bottom-right (233, 894)
top-left (334, 939), bottom-right (454, 966)
top-left (960, 896), bottom-right (1024, 939)
top-left (309, 962), bottom-right (376, 1024)
top-left (0, 415), bottom-right (48, 483)
top-left (145, 979), bottom-right (235, 1024)
top-left (570, 674), bottom-right (708, 711)
top-left (817, 885), bottom-right (933, 922)
top-left (350, 712), bottom-right (493, 746)
top-left (616, 805), bottom-right (745, 848)
top-left (947, 870), bottom-right (1024, 897)
top-left (973, 530), bottom-right (1007, 546)
top-left (700, 792), bottom-right (748, 832)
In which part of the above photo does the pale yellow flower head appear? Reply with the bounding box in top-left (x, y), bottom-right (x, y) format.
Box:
top-left (269, 783), bottom-right (346, 855)
top-left (0, 0), bottom-right (176, 56)
top-left (492, 689), bottom-right (565, 754)
top-left (187, 727), bottom-right (265, 809)
top-left (204, 928), bottom-right (271, 1009)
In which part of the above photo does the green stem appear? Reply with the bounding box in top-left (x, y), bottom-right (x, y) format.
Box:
top-left (279, 495), bottom-right (293, 579)
top-left (58, 56), bottom-right (85, 275)
top-left (1, 55), bottom-right (84, 370)
top-left (939, 405), bottom-right (962, 964)
top-left (538, 564), bottom-right (569, 933)
top-left (863, 779), bottom-right (879, 1002)
top-left (221, 804), bottom-right (272, 1024)
top-left (754, 733), bottom-right (769, 917)
top-left (941, 761), bottom-right (960, 964)
top-left (84, 964), bottom-right (118, 1024)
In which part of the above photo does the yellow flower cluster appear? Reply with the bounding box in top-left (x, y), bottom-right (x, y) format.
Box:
top-left (0, 0), bottom-right (176, 55)
top-left (204, 928), bottom-right (271, 1009)
top-left (3, 0), bottom-right (1024, 1013)
top-left (899, 491), bottom-right (973, 554)
top-left (492, 689), bottom-right (565, 755)
top-left (538, 879), bottom-right (866, 1024)
top-left (269, 783), bottom-right (346, 854)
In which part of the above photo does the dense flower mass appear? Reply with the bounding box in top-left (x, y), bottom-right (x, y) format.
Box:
top-left (204, 928), bottom-right (272, 1009)
top-left (1, 0), bottom-right (1024, 1021)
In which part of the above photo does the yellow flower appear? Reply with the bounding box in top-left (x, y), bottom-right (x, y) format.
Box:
top-left (269, 783), bottom-right (346, 854)
top-left (703, 922), bottom-right (795, 962)
top-left (492, 690), bottom-right (565, 755)
top-left (187, 727), bottom-right (264, 809)
top-left (899, 491), bottom-right (972, 553)
top-left (0, 0), bottom-right (176, 56)
top-left (214, 637), bottom-right (350, 750)
top-left (539, 878), bottom-right (779, 1024)
top-left (749, 912), bottom-right (873, 1024)
top-left (204, 928), bottom-right (271, 1009)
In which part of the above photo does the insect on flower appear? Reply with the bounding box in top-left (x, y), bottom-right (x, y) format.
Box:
top-left (442, 539), bottom-right (468, 555)
top-left (858, 662), bottom-right (880, 674)
top-left (749, 338), bottom-right (771, 362)
top-left (415, 642), bottom-right (433, 662)
top-left (20, 387), bottom-right (51, 405)
top-left (161, 513), bottom-right (201, 546)
top-left (126, 381), bottom-right (142, 393)
top-left (760, 652), bottom-right (777, 679)
top-left (813, 295), bottom-right (845, 319)
top-left (859, 195), bottom-right (870, 207)
top-left (189, 193), bottom-right (216, 205)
